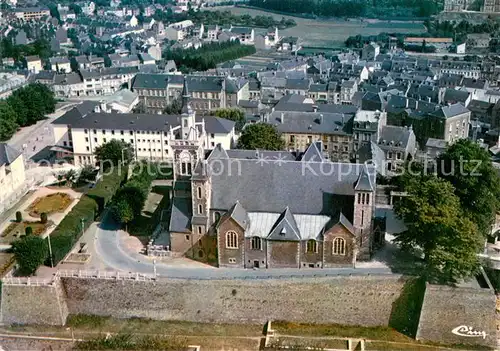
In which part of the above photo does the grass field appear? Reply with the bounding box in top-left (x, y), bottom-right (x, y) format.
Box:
top-left (3, 315), bottom-right (490, 351)
top-left (204, 6), bottom-right (427, 46)
top-left (0, 221), bottom-right (51, 243)
top-left (27, 192), bottom-right (73, 217)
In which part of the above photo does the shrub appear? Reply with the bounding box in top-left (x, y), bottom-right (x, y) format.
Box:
top-left (25, 226), bottom-right (33, 236)
top-left (12, 235), bottom-right (48, 276)
top-left (15, 211), bottom-right (22, 223)
top-left (86, 168), bottom-right (126, 212)
top-left (40, 212), bottom-right (48, 224)
top-left (48, 195), bottom-right (98, 264)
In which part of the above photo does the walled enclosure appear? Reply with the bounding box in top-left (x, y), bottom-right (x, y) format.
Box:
top-left (1, 281), bottom-right (68, 325)
top-left (61, 275), bottom-right (407, 326)
top-left (1, 275), bottom-right (497, 349)
top-left (416, 283), bottom-right (497, 348)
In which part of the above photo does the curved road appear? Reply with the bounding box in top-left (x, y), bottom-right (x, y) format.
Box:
top-left (94, 214), bottom-right (393, 279)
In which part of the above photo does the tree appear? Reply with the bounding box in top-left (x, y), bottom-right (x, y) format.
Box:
top-left (394, 176), bottom-right (483, 284)
top-left (238, 123), bottom-right (284, 150)
top-left (0, 102), bottom-right (18, 141)
top-left (40, 212), bottom-right (48, 224)
top-left (215, 108), bottom-right (246, 132)
top-left (12, 235), bottom-right (48, 276)
top-left (437, 139), bottom-right (500, 237)
top-left (111, 199), bottom-right (134, 228)
top-left (64, 169), bottom-right (77, 186)
top-left (15, 211), bottom-right (22, 223)
top-left (163, 97), bottom-right (182, 115)
top-left (78, 164), bottom-right (96, 184)
top-left (94, 140), bottom-right (134, 168)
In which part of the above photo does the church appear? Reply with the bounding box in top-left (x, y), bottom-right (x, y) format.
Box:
top-left (167, 80), bottom-right (380, 268)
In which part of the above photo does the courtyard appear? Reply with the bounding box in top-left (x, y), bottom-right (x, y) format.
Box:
top-left (0, 187), bottom-right (82, 245)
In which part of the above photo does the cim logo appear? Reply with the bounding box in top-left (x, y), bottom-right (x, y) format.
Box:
top-left (451, 325), bottom-right (487, 339)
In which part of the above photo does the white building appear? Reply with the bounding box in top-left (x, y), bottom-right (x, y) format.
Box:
top-left (51, 83), bottom-right (236, 166)
top-left (0, 144), bottom-right (26, 213)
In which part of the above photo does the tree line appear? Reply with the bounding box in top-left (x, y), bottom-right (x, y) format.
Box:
top-left (0, 84), bottom-right (56, 141)
top-left (164, 41), bottom-right (256, 73)
top-left (0, 38), bottom-right (52, 64)
top-left (248, 0), bottom-right (440, 18)
top-left (152, 8), bottom-right (296, 29)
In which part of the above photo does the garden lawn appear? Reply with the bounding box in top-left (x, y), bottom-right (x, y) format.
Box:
top-left (28, 193), bottom-right (73, 217)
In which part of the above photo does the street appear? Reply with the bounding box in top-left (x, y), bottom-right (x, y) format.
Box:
top-left (7, 103), bottom-right (78, 162)
top-left (90, 212), bottom-right (394, 279)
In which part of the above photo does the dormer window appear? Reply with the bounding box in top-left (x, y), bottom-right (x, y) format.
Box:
top-left (280, 227), bottom-right (287, 236)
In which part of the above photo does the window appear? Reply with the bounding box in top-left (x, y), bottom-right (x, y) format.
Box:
top-left (226, 231), bottom-right (238, 249)
top-left (130, 131), bottom-right (133, 135)
top-left (251, 237), bottom-right (261, 250)
top-left (84, 129), bottom-right (88, 134)
top-left (103, 138), bottom-right (107, 143)
top-left (63, 141), bottom-right (67, 146)
top-left (102, 130), bottom-right (106, 135)
top-left (197, 186), bottom-right (202, 199)
top-left (198, 204), bottom-right (203, 215)
top-left (86, 146), bottom-right (90, 151)
top-left (94, 138), bottom-right (97, 142)
top-left (306, 240), bottom-right (318, 253)
top-left (197, 226), bottom-right (202, 234)
top-left (120, 130), bottom-right (124, 135)
top-left (85, 137), bottom-right (89, 142)
top-left (130, 139), bottom-right (134, 144)
top-left (183, 119), bottom-right (188, 127)
top-left (93, 129), bottom-right (97, 134)
top-left (366, 193), bottom-right (370, 205)
top-left (228, 258), bottom-right (236, 264)
top-left (111, 130), bottom-right (115, 135)
top-left (333, 237), bottom-right (346, 255)
top-left (185, 235), bottom-right (190, 241)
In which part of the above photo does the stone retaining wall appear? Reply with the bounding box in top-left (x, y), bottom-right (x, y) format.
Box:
top-left (61, 275), bottom-right (407, 326)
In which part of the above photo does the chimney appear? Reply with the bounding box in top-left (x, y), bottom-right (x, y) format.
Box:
top-left (319, 114), bottom-right (323, 124)
top-left (415, 100), bottom-right (419, 110)
top-left (279, 112), bottom-right (284, 123)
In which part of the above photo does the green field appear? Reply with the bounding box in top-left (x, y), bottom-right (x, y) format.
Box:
top-left (205, 6), bottom-right (427, 46)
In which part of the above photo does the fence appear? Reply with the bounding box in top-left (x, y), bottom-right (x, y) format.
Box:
top-left (2, 276), bottom-right (57, 286)
top-left (57, 270), bottom-right (156, 281)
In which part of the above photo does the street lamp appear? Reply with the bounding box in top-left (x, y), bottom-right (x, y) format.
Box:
top-left (80, 218), bottom-right (85, 237)
top-left (47, 233), bottom-right (54, 268)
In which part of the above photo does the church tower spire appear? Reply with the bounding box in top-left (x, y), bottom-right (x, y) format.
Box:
top-left (180, 76), bottom-right (196, 139)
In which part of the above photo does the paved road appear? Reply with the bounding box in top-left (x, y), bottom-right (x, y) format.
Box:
top-left (7, 103), bottom-right (78, 161)
top-left (93, 213), bottom-right (393, 279)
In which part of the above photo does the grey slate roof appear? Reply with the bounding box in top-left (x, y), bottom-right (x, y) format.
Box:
top-left (269, 111), bottom-right (352, 135)
top-left (431, 103), bottom-right (469, 119)
top-left (378, 125), bottom-right (413, 149)
top-left (0, 144), bottom-right (21, 166)
top-left (169, 196), bottom-right (192, 233)
top-left (354, 165), bottom-right (374, 192)
top-left (208, 150), bottom-right (376, 215)
top-left (52, 101), bottom-right (99, 125)
top-left (227, 201), bottom-right (250, 230)
top-left (443, 89), bottom-right (470, 104)
top-left (301, 141), bottom-right (324, 162)
top-left (267, 207), bottom-right (301, 241)
top-left (53, 111), bottom-right (234, 134)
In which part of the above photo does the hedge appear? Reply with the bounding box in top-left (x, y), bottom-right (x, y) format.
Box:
top-left (86, 168), bottom-right (126, 212)
top-left (47, 168), bottom-right (125, 265)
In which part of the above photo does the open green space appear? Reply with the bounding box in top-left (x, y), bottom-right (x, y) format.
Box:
top-left (1, 221), bottom-right (51, 244)
top-left (27, 193), bottom-right (73, 217)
